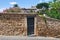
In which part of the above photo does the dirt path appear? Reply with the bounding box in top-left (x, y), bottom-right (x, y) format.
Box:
top-left (0, 36), bottom-right (59, 40)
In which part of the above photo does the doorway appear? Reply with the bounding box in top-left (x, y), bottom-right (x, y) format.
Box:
top-left (27, 16), bottom-right (34, 35)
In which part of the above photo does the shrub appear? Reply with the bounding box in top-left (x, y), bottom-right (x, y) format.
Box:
top-left (45, 8), bottom-right (60, 19)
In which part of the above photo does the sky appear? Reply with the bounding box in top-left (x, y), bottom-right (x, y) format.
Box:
top-left (0, 0), bottom-right (52, 12)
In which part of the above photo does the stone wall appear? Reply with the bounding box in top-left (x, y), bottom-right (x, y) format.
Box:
top-left (36, 16), bottom-right (46, 36)
top-left (37, 16), bottom-right (60, 37)
top-left (0, 13), bottom-right (60, 37)
top-left (0, 14), bottom-right (27, 36)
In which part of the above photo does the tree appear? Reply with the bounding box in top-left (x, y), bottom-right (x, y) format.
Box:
top-left (13, 4), bottom-right (19, 7)
top-left (45, 0), bottom-right (60, 19)
top-left (53, 0), bottom-right (57, 2)
top-left (50, 1), bottom-right (60, 9)
top-left (36, 3), bottom-right (49, 9)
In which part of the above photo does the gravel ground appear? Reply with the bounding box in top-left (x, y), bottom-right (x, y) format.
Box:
top-left (0, 36), bottom-right (59, 40)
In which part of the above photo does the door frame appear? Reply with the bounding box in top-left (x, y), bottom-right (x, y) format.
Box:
top-left (26, 16), bottom-right (37, 35)
top-left (34, 17), bottom-right (37, 35)
top-left (27, 16), bottom-right (34, 35)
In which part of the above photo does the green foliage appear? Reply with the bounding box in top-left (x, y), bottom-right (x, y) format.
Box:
top-left (53, 0), bottom-right (57, 2)
top-left (36, 3), bottom-right (49, 15)
top-left (44, 0), bottom-right (60, 19)
top-left (13, 4), bottom-right (19, 7)
top-left (30, 10), bottom-right (33, 13)
top-left (5, 7), bottom-right (21, 13)
top-left (36, 3), bottom-right (49, 9)
top-left (50, 1), bottom-right (60, 9)
top-left (45, 8), bottom-right (60, 19)
top-left (36, 0), bottom-right (60, 19)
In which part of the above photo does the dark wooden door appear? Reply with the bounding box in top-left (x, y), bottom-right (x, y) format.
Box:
top-left (27, 16), bottom-right (34, 35)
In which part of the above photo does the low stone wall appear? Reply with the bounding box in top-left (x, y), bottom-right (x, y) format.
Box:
top-left (46, 18), bottom-right (60, 37)
top-left (0, 13), bottom-right (60, 37)
top-left (0, 13), bottom-right (37, 36)
top-left (37, 16), bottom-right (60, 37)
top-left (37, 16), bottom-right (46, 36)
top-left (0, 14), bottom-right (27, 36)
